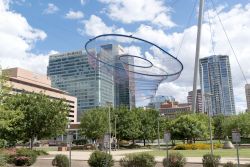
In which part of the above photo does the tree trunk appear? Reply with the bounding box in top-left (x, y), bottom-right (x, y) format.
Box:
top-left (132, 138), bottom-right (135, 145)
top-left (30, 137), bottom-right (34, 150)
top-left (143, 139), bottom-right (146, 146)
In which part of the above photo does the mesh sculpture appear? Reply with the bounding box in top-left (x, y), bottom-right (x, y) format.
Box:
top-left (85, 34), bottom-right (183, 105)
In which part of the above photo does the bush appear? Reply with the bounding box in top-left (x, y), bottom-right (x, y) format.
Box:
top-left (72, 139), bottom-right (88, 145)
top-left (0, 154), bottom-right (7, 167)
top-left (88, 151), bottom-right (114, 167)
top-left (120, 153), bottom-right (156, 167)
top-left (223, 162), bottom-right (236, 167)
top-left (83, 144), bottom-right (96, 150)
top-left (174, 144), bottom-right (222, 150)
top-left (71, 145), bottom-right (84, 150)
top-left (13, 156), bottom-right (31, 166)
top-left (52, 154), bottom-right (69, 167)
top-left (0, 139), bottom-right (7, 149)
top-left (202, 154), bottom-right (221, 167)
top-left (1, 148), bottom-right (16, 164)
top-left (33, 150), bottom-right (48, 156)
top-left (16, 148), bottom-right (37, 165)
top-left (163, 152), bottom-right (186, 167)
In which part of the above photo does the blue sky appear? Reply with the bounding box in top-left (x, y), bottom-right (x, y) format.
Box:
top-left (0, 0), bottom-right (249, 111)
top-left (9, 0), bottom-right (247, 53)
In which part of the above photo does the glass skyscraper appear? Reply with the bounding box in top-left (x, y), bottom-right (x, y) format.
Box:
top-left (200, 55), bottom-right (235, 116)
top-left (47, 44), bottom-right (135, 121)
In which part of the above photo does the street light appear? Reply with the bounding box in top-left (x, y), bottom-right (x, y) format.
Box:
top-left (66, 120), bottom-right (72, 167)
top-left (106, 102), bottom-right (112, 154)
top-left (204, 93), bottom-right (214, 156)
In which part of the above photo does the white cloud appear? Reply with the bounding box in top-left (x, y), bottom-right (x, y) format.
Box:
top-left (77, 3), bottom-right (250, 112)
top-left (65, 10), bottom-right (84, 20)
top-left (98, 0), bottom-right (175, 28)
top-left (0, 0), bottom-right (50, 74)
top-left (43, 3), bottom-right (59, 14)
top-left (81, 15), bottom-right (113, 36)
top-left (156, 3), bottom-right (250, 112)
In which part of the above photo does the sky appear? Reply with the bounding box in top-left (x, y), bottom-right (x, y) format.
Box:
top-left (0, 0), bottom-right (249, 112)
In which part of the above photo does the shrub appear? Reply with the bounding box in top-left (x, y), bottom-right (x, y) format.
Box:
top-left (16, 148), bottom-right (37, 165)
top-left (52, 154), bottom-right (69, 167)
top-left (0, 139), bottom-right (7, 149)
top-left (88, 151), bottom-right (114, 167)
top-left (202, 154), bottom-right (221, 167)
top-left (223, 162), bottom-right (236, 167)
top-left (0, 154), bottom-right (7, 167)
top-left (174, 144), bottom-right (222, 150)
top-left (83, 144), bottom-right (96, 150)
top-left (33, 150), bottom-right (48, 156)
top-left (71, 145), bottom-right (84, 150)
top-left (120, 153), bottom-right (156, 167)
top-left (1, 148), bottom-right (16, 164)
top-left (163, 152), bottom-right (186, 167)
top-left (72, 139), bottom-right (88, 145)
top-left (13, 156), bottom-right (31, 166)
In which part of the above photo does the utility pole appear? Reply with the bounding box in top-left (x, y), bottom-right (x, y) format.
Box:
top-left (192, 0), bottom-right (205, 113)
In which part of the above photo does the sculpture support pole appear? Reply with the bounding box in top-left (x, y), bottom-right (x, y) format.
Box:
top-left (192, 0), bottom-right (205, 113)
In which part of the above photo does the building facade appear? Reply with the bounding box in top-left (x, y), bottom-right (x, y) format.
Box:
top-left (200, 55), bottom-right (235, 116)
top-left (147, 95), bottom-right (175, 111)
top-left (3, 68), bottom-right (77, 122)
top-left (47, 44), bottom-right (135, 120)
top-left (246, 84), bottom-right (250, 111)
top-left (160, 101), bottom-right (192, 118)
top-left (187, 89), bottom-right (203, 113)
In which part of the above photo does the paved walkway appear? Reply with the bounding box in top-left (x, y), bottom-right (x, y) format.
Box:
top-left (42, 149), bottom-right (250, 164)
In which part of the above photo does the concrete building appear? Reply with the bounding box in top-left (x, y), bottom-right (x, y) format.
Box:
top-left (147, 96), bottom-right (175, 111)
top-left (3, 68), bottom-right (77, 123)
top-left (246, 84), bottom-right (250, 111)
top-left (187, 89), bottom-right (203, 113)
top-left (47, 44), bottom-right (135, 120)
top-left (160, 101), bottom-right (192, 118)
top-left (200, 55), bottom-right (235, 116)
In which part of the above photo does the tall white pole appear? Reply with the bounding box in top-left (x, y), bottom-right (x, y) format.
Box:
top-left (192, 0), bottom-right (205, 113)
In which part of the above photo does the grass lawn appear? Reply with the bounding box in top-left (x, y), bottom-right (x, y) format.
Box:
top-left (147, 149), bottom-right (250, 158)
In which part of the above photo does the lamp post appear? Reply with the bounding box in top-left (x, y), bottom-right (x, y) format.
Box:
top-left (204, 93), bottom-right (214, 156)
top-left (157, 116), bottom-right (160, 150)
top-left (106, 102), bottom-right (112, 154)
top-left (67, 122), bottom-right (72, 167)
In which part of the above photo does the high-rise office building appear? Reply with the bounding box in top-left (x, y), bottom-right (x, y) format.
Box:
top-left (47, 44), bottom-right (135, 120)
top-left (200, 55), bottom-right (235, 116)
top-left (187, 89), bottom-right (203, 113)
top-left (246, 84), bottom-right (250, 111)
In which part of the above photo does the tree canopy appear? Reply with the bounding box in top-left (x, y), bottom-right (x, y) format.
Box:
top-left (3, 92), bottom-right (69, 148)
top-left (79, 107), bottom-right (108, 141)
top-left (170, 114), bottom-right (209, 143)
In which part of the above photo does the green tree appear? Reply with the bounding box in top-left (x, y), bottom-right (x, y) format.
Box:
top-left (3, 92), bottom-right (68, 149)
top-left (79, 107), bottom-right (108, 142)
top-left (0, 72), bottom-right (11, 103)
top-left (115, 107), bottom-right (141, 144)
top-left (138, 108), bottom-right (158, 146)
top-left (222, 112), bottom-right (250, 137)
top-left (170, 114), bottom-right (209, 143)
top-left (0, 107), bottom-right (24, 146)
top-left (213, 114), bottom-right (225, 142)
